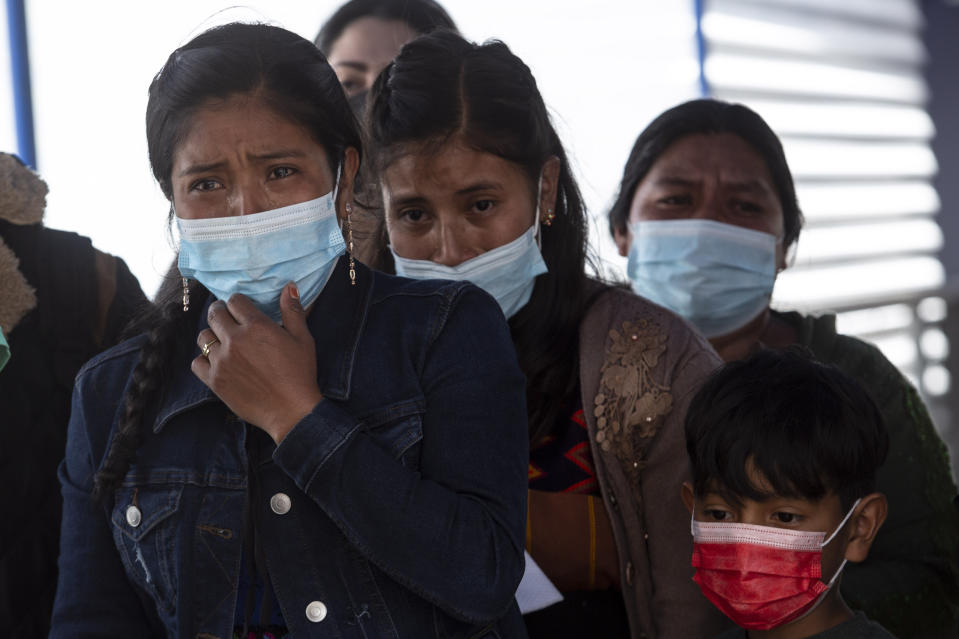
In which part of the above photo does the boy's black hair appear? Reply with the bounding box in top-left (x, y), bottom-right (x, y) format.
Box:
top-left (685, 347), bottom-right (889, 511)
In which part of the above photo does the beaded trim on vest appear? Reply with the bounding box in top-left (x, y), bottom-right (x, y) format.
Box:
top-left (591, 319), bottom-right (672, 500)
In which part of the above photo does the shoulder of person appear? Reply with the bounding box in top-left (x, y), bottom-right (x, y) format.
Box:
top-left (74, 333), bottom-right (148, 388)
top-left (368, 269), bottom-right (505, 339)
top-left (580, 284), bottom-right (720, 384)
top-left (582, 284), bottom-right (713, 352)
top-left (787, 310), bottom-right (912, 404)
top-left (578, 283), bottom-right (720, 467)
top-left (814, 611), bottom-right (899, 639)
top-left (370, 268), bottom-right (489, 306)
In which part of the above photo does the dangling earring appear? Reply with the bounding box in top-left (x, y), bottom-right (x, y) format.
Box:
top-left (346, 203), bottom-right (356, 286)
top-left (181, 277), bottom-right (190, 312)
top-left (544, 209), bottom-right (555, 226)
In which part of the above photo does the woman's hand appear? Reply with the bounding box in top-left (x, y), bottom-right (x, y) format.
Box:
top-left (192, 283), bottom-right (323, 444)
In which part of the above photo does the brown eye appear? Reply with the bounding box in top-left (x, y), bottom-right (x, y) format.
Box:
top-left (473, 199), bottom-right (494, 212)
top-left (270, 167), bottom-right (296, 179)
top-left (658, 194), bottom-right (691, 206)
top-left (704, 509), bottom-right (731, 521)
top-left (190, 178), bottom-right (221, 192)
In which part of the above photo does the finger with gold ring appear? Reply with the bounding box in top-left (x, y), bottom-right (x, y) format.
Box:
top-left (201, 337), bottom-right (220, 358)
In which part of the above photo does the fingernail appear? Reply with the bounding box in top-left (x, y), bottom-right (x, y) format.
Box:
top-left (290, 283), bottom-right (300, 300)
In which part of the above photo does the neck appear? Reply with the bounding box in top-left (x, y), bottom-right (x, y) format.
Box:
top-left (708, 309), bottom-right (769, 362)
top-left (746, 590), bottom-right (854, 639)
top-left (708, 308), bottom-right (798, 362)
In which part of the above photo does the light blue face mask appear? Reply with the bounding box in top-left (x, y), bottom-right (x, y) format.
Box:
top-left (0, 326), bottom-right (9, 372)
top-left (391, 220), bottom-right (548, 318)
top-left (177, 188), bottom-right (345, 322)
top-left (627, 219), bottom-right (777, 338)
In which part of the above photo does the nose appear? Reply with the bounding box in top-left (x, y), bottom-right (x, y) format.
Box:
top-left (228, 177), bottom-right (273, 217)
top-left (432, 221), bottom-right (478, 267)
top-left (691, 180), bottom-right (722, 223)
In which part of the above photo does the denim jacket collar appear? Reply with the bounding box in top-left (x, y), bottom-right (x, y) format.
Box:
top-left (153, 255), bottom-right (372, 434)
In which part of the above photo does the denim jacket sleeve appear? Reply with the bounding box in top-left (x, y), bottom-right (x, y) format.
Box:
top-left (273, 285), bottom-right (529, 624)
top-left (51, 357), bottom-right (163, 638)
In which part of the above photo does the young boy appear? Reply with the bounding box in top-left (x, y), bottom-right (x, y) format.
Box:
top-left (681, 348), bottom-right (895, 638)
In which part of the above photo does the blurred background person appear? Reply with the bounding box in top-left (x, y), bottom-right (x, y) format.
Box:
top-left (0, 151), bottom-right (146, 637)
top-left (315, 0), bottom-right (458, 101)
top-left (608, 98), bottom-right (959, 638)
top-left (315, 0), bottom-right (461, 272)
top-left (367, 31), bottom-right (731, 639)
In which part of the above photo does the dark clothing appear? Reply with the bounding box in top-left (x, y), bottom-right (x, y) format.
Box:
top-left (523, 589), bottom-right (630, 638)
top-left (0, 220), bottom-right (146, 638)
top-left (712, 611), bottom-right (896, 639)
top-left (528, 403), bottom-right (598, 495)
top-left (778, 311), bottom-right (959, 637)
top-left (51, 258), bottom-right (529, 639)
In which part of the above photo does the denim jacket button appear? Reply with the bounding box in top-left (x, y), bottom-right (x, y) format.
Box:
top-left (125, 505), bottom-right (142, 528)
top-left (270, 493), bottom-right (292, 515)
top-left (305, 600), bottom-right (328, 623)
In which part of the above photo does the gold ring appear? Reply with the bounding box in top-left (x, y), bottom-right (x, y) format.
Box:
top-left (200, 337), bottom-right (220, 358)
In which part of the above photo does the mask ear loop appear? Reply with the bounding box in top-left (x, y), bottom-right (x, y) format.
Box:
top-left (788, 498), bottom-right (863, 625)
top-left (822, 497), bottom-right (862, 548)
top-left (814, 497), bottom-right (863, 594)
top-left (533, 171), bottom-right (544, 250)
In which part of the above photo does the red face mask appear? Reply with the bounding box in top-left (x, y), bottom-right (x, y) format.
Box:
top-left (690, 500), bottom-right (859, 631)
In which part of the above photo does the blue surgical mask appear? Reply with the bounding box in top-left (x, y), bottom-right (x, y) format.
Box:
top-left (391, 221), bottom-right (548, 319)
top-left (177, 190), bottom-right (345, 322)
top-left (0, 326), bottom-right (9, 372)
top-left (627, 219), bottom-right (777, 338)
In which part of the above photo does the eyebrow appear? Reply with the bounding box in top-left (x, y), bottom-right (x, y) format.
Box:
top-left (388, 181), bottom-right (505, 207)
top-left (455, 181), bottom-right (504, 196)
top-left (654, 175), bottom-right (774, 196)
top-left (333, 60), bottom-right (368, 72)
top-left (177, 150), bottom-right (308, 177)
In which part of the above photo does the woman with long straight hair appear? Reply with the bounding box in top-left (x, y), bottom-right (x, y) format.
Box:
top-left (366, 30), bottom-right (730, 639)
top-left (51, 22), bottom-right (528, 639)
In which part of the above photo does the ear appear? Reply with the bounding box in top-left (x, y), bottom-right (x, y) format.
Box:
top-left (335, 146), bottom-right (361, 221)
top-left (681, 482), bottom-right (696, 516)
top-left (843, 493), bottom-right (888, 563)
top-left (775, 239), bottom-right (789, 273)
top-left (538, 156), bottom-right (561, 224)
top-left (613, 225), bottom-right (633, 258)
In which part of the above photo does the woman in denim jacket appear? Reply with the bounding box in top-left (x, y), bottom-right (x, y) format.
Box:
top-left (51, 23), bottom-right (528, 639)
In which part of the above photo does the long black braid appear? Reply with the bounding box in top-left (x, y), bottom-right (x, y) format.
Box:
top-left (92, 269), bottom-right (209, 503)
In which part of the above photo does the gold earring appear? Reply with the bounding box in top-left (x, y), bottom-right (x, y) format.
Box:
top-left (181, 277), bottom-right (190, 312)
top-left (346, 203), bottom-right (356, 286)
top-left (544, 209), bottom-right (555, 226)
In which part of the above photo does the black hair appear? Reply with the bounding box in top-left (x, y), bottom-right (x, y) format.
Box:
top-left (367, 30), bottom-right (605, 446)
top-left (93, 22), bottom-right (362, 502)
top-left (607, 99), bottom-right (803, 250)
top-left (684, 347), bottom-right (889, 511)
top-left (315, 0), bottom-right (458, 55)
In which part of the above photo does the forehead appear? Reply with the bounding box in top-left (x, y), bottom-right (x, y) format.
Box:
top-left (644, 133), bottom-right (777, 187)
top-left (173, 96), bottom-right (320, 164)
top-left (383, 140), bottom-right (529, 195)
top-left (329, 17), bottom-right (417, 66)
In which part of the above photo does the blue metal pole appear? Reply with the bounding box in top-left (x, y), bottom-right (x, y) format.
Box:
top-left (693, 0), bottom-right (709, 97)
top-left (6, 0), bottom-right (36, 168)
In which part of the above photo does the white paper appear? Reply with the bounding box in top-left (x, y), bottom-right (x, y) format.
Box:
top-left (515, 550), bottom-right (564, 614)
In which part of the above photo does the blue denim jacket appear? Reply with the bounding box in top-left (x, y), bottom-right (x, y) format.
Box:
top-left (51, 258), bottom-right (529, 639)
